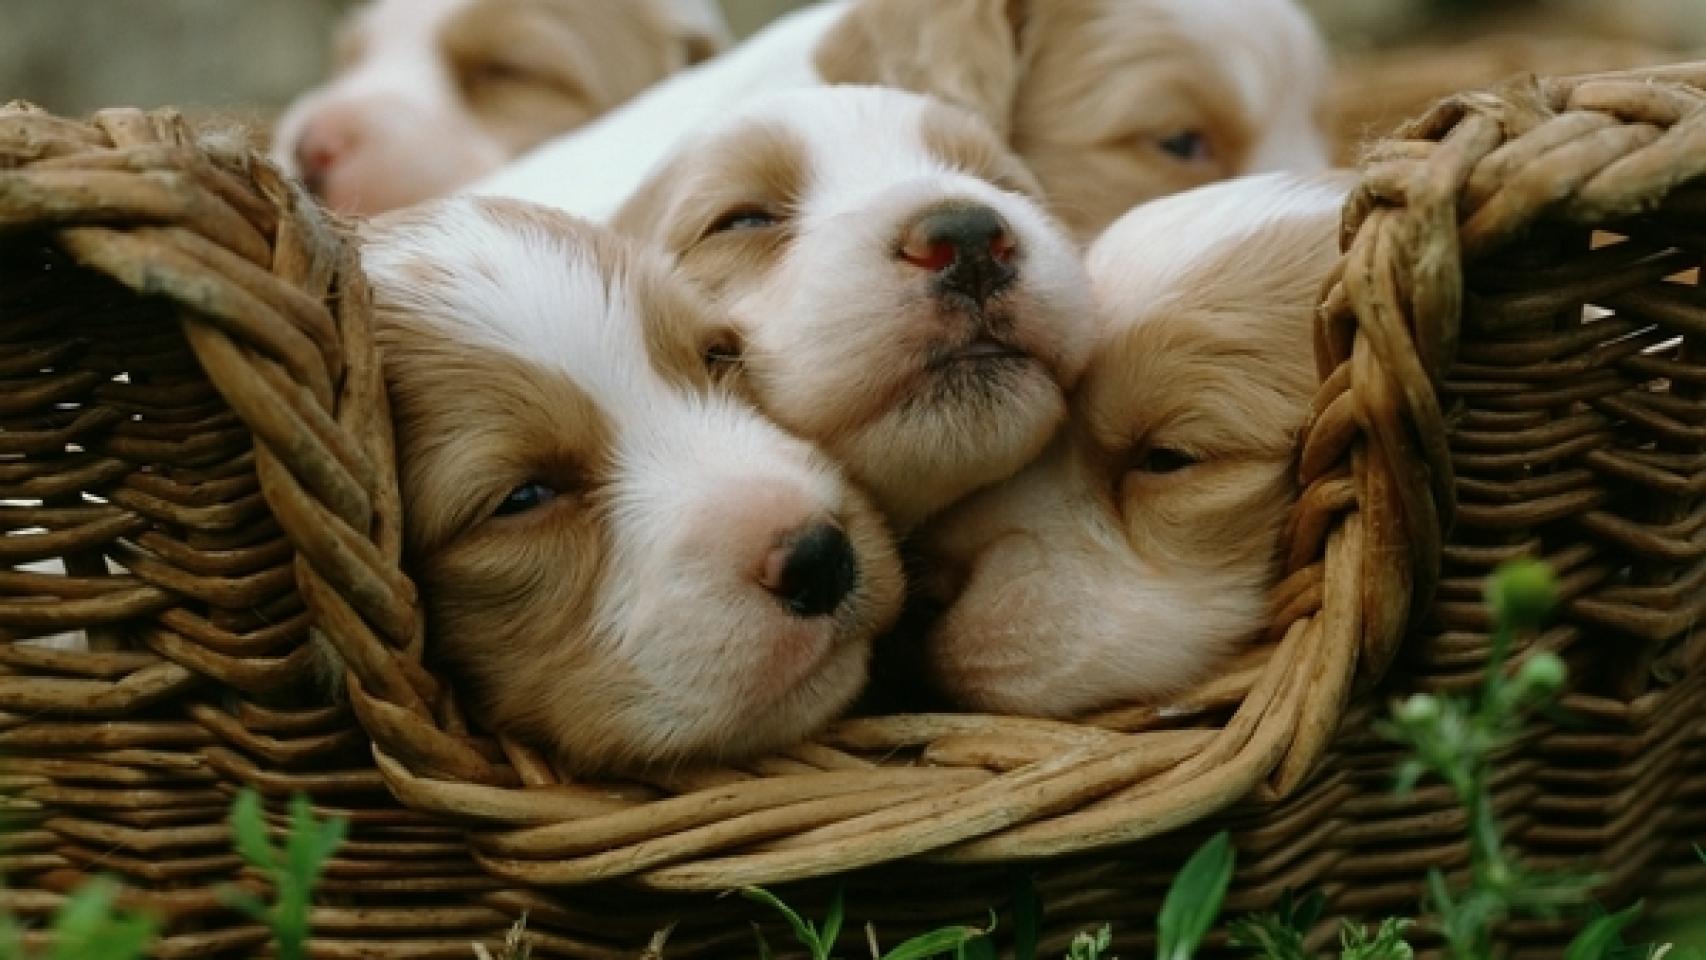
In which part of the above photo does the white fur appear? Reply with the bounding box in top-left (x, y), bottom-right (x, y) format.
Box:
top-left (622, 85), bottom-right (1096, 531)
top-left (1087, 171), bottom-right (1348, 324)
top-left (361, 200), bottom-right (895, 766)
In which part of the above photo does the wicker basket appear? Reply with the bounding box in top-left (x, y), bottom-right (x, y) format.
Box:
top-left (2, 60), bottom-right (1705, 959)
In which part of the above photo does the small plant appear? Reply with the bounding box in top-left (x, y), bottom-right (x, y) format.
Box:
top-left (220, 789), bottom-right (348, 960)
top-left (741, 884), bottom-right (998, 960)
top-left (0, 876), bottom-right (156, 960)
top-left (1157, 831), bottom-right (1234, 960)
top-left (1376, 558), bottom-right (1595, 959)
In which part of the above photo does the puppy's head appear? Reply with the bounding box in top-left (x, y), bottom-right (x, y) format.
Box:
top-left (363, 198), bottom-right (902, 773)
top-left (814, 0), bottom-right (1331, 238)
top-left (274, 0), bottom-right (722, 215)
top-left (918, 172), bottom-right (1352, 718)
top-left (615, 86), bottom-right (1094, 532)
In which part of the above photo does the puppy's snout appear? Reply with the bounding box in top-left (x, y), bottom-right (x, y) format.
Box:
top-left (294, 112), bottom-right (360, 195)
top-left (761, 521), bottom-right (860, 619)
top-left (899, 203), bottom-right (1018, 306)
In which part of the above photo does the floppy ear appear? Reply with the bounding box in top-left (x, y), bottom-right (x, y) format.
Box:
top-left (814, 0), bottom-right (1027, 137)
top-left (652, 0), bottom-right (731, 66)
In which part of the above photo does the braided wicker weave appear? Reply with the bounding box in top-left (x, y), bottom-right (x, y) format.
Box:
top-left (2, 59), bottom-right (1704, 958)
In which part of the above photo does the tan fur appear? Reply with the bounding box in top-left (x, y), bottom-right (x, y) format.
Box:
top-left (366, 200), bottom-right (903, 773)
top-left (442, 0), bottom-right (714, 158)
top-left (917, 174), bottom-right (1350, 717)
top-left (815, 0), bottom-right (1320, 238)
top-left (612, 123), bottom-right (806, 303)
top-left (814, 0), bottom-right (1027, 136)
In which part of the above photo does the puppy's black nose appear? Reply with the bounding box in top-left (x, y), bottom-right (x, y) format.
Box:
top-left (763, 523), bottom-right (860, 619)
top-left (899, 202), bottom-right (1018, 307)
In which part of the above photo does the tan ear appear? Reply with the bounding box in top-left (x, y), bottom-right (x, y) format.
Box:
top-left (814, 0), bottom-right (1027, 137)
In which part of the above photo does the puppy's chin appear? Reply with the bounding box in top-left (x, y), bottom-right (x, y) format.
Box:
top-left (742, 277), bottom-right (1087, 531)
top-left (840, 362), bottom-right (1068, 532)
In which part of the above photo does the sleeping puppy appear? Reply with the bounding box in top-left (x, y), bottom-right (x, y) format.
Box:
top-left (814, 0), bottom-right (1332, 238)
top-left (362, 198), bottom-right (903, 773)
top-left (274, 0), bottom-right (726, 215)
top-left (614, 85), bottom-right (1095, 532)
top-left (916, 172), bottom-right (1353, 717)
top-left (475, 0), bottom-right (1330, 237)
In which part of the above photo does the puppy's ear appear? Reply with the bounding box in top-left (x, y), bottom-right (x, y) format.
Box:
top-left (653, 0), bottom-right (731, 66)
top-left (814, 0), bottom-right (1027, 136)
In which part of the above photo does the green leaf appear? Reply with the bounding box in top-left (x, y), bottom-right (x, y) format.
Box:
top-left (1157, 832), bottom-right (1234, 960)
top-left (1564, 902), bottom-right (1643, 960)
top-left (740, 887), bottom-right (822, 958)
top-left (879, 926), bottom-right (985, 960)
top-left (217, 885), bottom-right (270, 925)
top-left (822, 884), bottom-right (846, 958)
top-left (1290, 891), bottom-right (1326, 933)
top-left (1011, 873), bottom-right (1042, 960)
top-left (752, 922), bottom-right (774, 960)
top-left (228, 790), bottom-right (277, 872)
top-left (48, 878), bottom-right (156, 960)
top-left (1067, 925), bottom-right (1113, 960)
top-left (1227, 913), bottom-right (1310, 960)
top-left (1339, 918), bottom-right (1413, 960)
top-left (959, 934), bottom-right (998, 960)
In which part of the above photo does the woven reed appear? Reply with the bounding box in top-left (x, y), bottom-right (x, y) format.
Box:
top-left (1, 58), bottom-right (1704, 958)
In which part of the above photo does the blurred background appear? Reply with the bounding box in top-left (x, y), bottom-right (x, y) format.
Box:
top-left (2, 0), bottom-right (1705, 118)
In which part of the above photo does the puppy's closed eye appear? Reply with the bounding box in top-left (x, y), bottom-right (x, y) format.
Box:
top-left (704, 206), bottom-right (783, 239)
top-left (493, 482), bottom-right (559, 517)
top-left (701, 327), bottom-right (746, 377)
top-left (1155, 130), bottom-right (1214, 164)
top-left (1130, 445), bottom-right (1199, 475)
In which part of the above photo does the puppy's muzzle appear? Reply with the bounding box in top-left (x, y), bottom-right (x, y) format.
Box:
top-left (761, 521), bottom-right (860, 619)
top-left (899, 202), bottom-right (1018, 309)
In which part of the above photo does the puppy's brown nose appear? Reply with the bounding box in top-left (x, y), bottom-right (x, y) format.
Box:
top-left (899, 203), bottom-right (1018, 307)
top-left (761, 522), bottom-right (859, 619)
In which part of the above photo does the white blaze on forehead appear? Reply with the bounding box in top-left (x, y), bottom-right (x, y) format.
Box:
top-left (363, 199), bottom-right (663, 419)
top-left (1086, 172), bottom-right (1346, 332)
top-left (717, 86), bottom-right (982, 220)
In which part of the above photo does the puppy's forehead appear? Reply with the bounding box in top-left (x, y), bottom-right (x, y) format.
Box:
top-left (1086, 172), bottom-right (1348, 334)
top-left (364, 198), bottom-right (698, 408)
top-left (727, 87), bottom-right (959, 200)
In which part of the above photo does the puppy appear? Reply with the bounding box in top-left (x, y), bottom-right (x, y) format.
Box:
top-left (362, 198), bottom-right (903, 773)
top-left (274, 0), bottom-right (726, 215)
top-left (474, 0), bottom-right (1330, 238)
top-left (815, 0), bottom-right (1333, 238)
top-left (613, 85), bottom-right (1096, 532)
top-left (916, 172), bottom-right (1353, 718)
